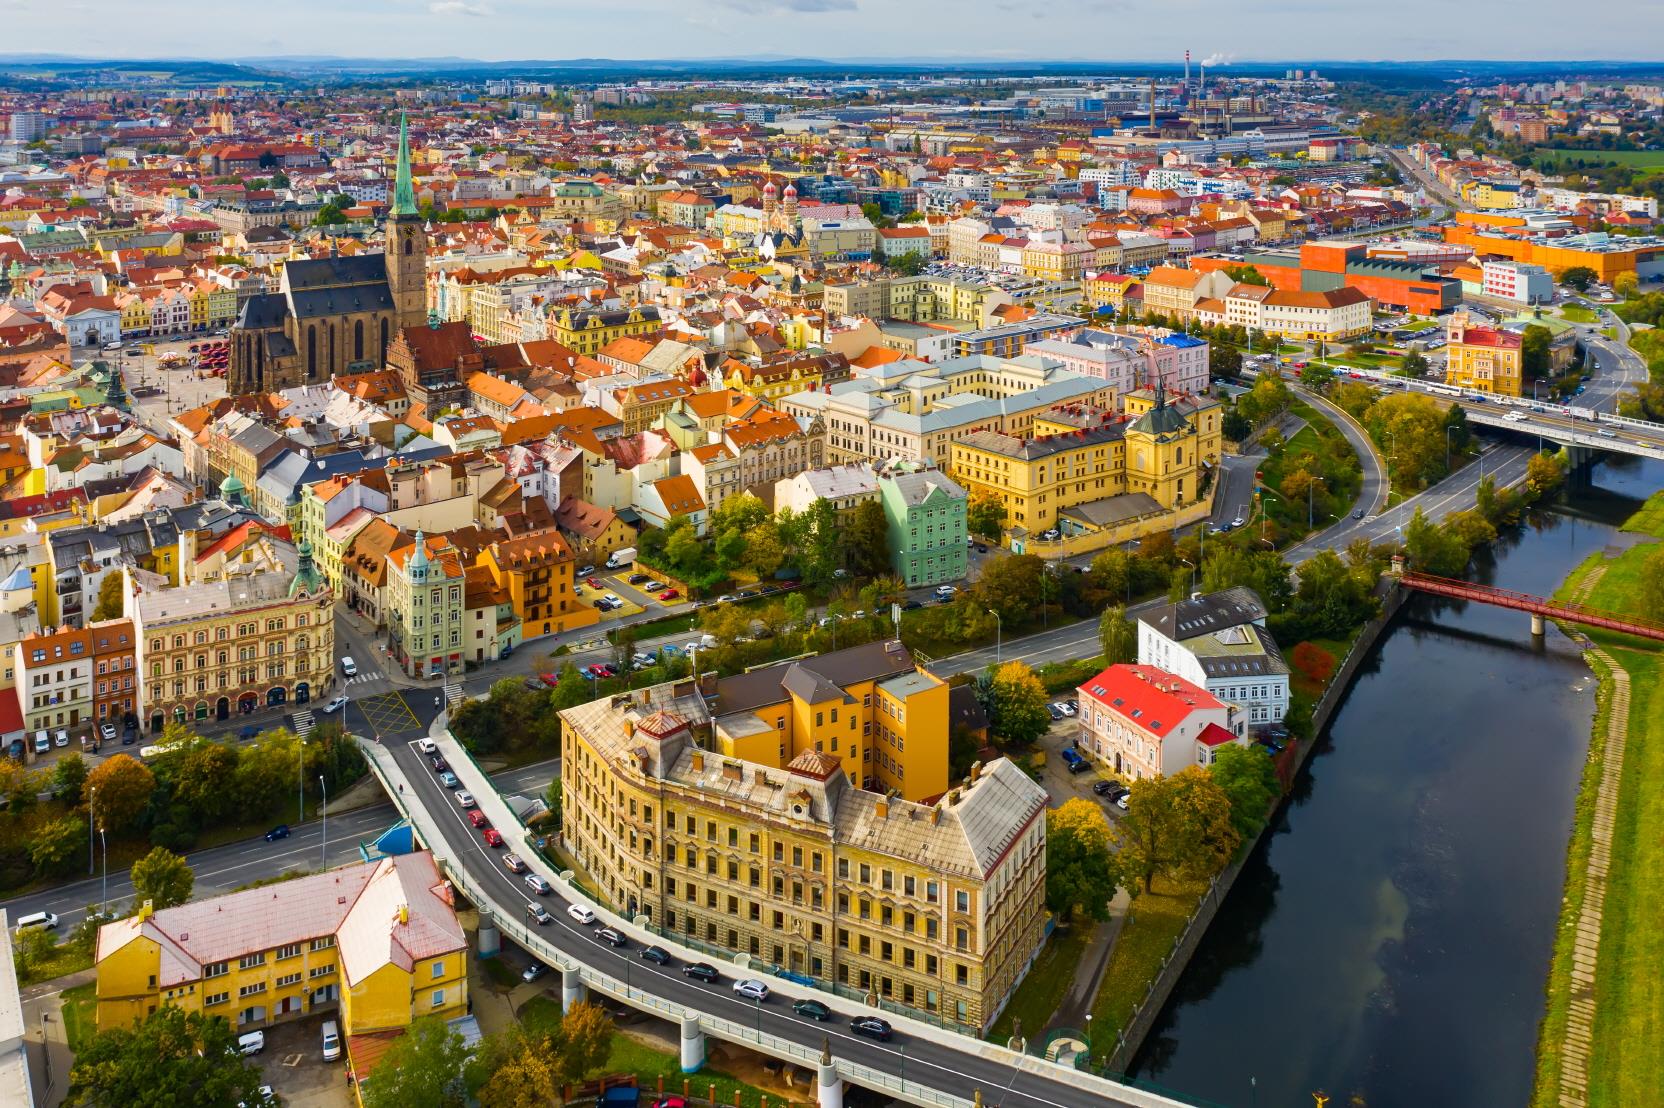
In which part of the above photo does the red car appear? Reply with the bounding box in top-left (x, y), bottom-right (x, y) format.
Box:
top-left (585, 576), bottom-right (602, 589)
top-left (467, 810), bottom-right (489, 828)
top-left (651, 1098), bottom-right (688, 1108)
top-left (657, 588), bottom-right (680, 601)
top-left (482, 828), bottom-right (504, 848)
top-left (538, 673), bottom-right (559, 687)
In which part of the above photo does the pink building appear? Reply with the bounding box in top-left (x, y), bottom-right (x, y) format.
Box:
top-left (1075, 663), bottom-right (1244, 780)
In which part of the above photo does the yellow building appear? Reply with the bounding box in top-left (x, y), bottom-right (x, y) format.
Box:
top-left (950, 389), bottom-right (1222, 538)
top-left (94, 852), bottom-right (466, 1073)
top-left (559, 673), bottom-right (1048, 1033)
top-left (130, 552), bottom-right (333, 731)
top-left (709, 639), bottom-right (949, 802)
top-left (1444, 311), bottom-right (1524, 396)
top-left (548, 305), bottom-right (662, 356)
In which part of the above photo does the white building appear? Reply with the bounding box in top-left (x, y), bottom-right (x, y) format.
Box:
top-left (1481, 260), bottom-right (1555, 305)
top-left (1136, 586), bottom-right (1290, 727)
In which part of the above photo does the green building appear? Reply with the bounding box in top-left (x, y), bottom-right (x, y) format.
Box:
top-left (879, 467), bottom-right (969, 588)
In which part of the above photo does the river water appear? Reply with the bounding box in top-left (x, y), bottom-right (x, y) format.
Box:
top-left (1129, 456), bottom-right (1664, 1108)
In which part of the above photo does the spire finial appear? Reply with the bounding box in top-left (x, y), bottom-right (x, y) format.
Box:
top-left (393, 112), bottom-right (418, 217)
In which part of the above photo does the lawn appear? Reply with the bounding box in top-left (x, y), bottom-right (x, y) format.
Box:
top-left (1087, 875), bottom-right (1206, 1047)
top-left (17, 940), bottom-right (94, 989)
top-left (1560, 304), bottom-right (1599, 324)
top-left (1583, 648), bottom-right (1664, 1107)
top-left (1529, 148), bottom-right (1664, 172)
top-left (61, 981), bottom-right (97, 1056)
top-left (987, 923), bottom-right (1090, 1044)
top-left (1619, 491), bottom-right (1664, 539)
top-left (519, 996), bottom-right (778, 1105)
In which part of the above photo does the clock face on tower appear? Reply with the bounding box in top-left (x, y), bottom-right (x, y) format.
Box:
top-left (402, 225), bottom-right (417, 239)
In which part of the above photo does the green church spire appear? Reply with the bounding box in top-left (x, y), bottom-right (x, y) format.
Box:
top-left (392, 112), bottom-right (418, 217)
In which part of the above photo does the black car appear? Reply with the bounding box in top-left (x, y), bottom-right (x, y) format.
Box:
top-left (264, 824), bottom-right (290, 842)
top-left (902, 600), bottom-right (922, 611)
top-left (640, 945), bottom-right (672, 966)
top-left (1092, 779), bottom-right (1128, 799)
top-left (850, 1016), bottom-right (893, 1042)
top-left (121, 731), bottom-right (137, 745)
top-left (683, 962), bottom-right (720, 983)
top-left (628, 573), bottom-right (650, 585)
top-left (792, 999), bottom-right (832, 1021)
top-left (430, 755), bottom-right (448, 773)
top-left (595, 928), bottom-right (628, 948)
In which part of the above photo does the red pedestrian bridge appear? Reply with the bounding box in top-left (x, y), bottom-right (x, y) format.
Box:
top-left (1399, 572), bottom-right (1664, 643)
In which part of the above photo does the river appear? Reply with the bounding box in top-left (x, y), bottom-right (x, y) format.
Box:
top-left (1128, 456), bottom-right (1664, 1108)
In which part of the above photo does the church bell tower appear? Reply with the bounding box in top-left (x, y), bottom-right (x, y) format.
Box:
top-left (385, 113), bottom-right (429, 330)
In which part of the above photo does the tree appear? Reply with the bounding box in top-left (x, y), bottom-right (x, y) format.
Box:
top-left (1520, 323), bottom-right (1552, 380)
top-left (52, 751), bottom-right (88, 804)
top-left (1098, 605), bottom-right (1136, 665)
top-left (1112, 767), bottom-right (1240, 894)
top-left (1212, 344), bottom-right (1244, 381)
top-left (29, 816), bottom-right (89, 877)
top-left (1401, 346), bottom-right (1430, 376)
top-left (361, 1016), bottom-right (469, 1108)
top-left (966, 488), bottom-right (1007, 543)
top-left (973, 554), bottom-right (1045, 627)
top-left (172, 741), bottom-right (240, 826)
top-left (1526, 451), bottom-right (1565, 496)
top-left (474, 1028), bottom-right (563, 1108)
top-left (1366, 391), bottom-right (1452, 489)
top-left (68, 1006), bottom-right (269, 1108)
top-left (131, 846), bottom-right (194, 910)
top-left (1209, 743), bottom-right (1281, 840)
top-left (800, 498), bottom-right (841, 589)
top-left (91, 572), bottom-right (124, 621)
top-left (1301, 363), bottom-right (1336, 392)
top-left (556, 1000), bottom-right (615, 1086)
top-left (1560, 265), bottom-right (1597, 292)
top-left (11, 925), bottom-right (53, 980)
top-left (1222, 263), bottom-right (1269, 286)
top-left (987, 661), bottom-right (1051, 747)
top-left (742, 517), bottom-right (787, 577)
top-left (85, 755), bottom-right (155, 833)
top-left (846, 499), bottom-right (892, 580)
top-left (1291, 549), bottom-right (1378, 638)
top-left (1402, 506), bottom-right (1472, 576)
top-left (1235, 371), bottom-right (1292, 428)
top-left (1045, 798), bottom-right (1118, 921)
top-left (1614, 271), bottom-right (1639, 300)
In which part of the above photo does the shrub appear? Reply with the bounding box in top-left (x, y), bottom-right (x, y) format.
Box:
top-left (1290, 642), bottom-right (1338, 686)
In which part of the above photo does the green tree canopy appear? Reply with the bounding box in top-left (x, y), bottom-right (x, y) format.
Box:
top-left (1112, 766), bottom-right (1240, 894)
top-left (85, 755), bottom-right (155, 833)
top-left (361, 1016), bottom-right (469, 1108)
top-left (131, 846), bottom-right (194, 910)
top-left (1046, 797), bottom-right (1119, 921)
top-left (1209, 743), bottom-right (1281, 840)
top-left (1098, 604), bottom-right (1137, 665)
top-left (987, 661), bottom-right (1051, 747)
top-left (68, 1006), bottom-right (269, 1108)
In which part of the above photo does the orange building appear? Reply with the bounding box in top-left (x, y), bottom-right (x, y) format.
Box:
top-left (89, 618), bottom-right (137, 735)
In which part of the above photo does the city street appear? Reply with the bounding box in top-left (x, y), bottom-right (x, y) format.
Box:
top-left (0, 758), bottom-right (558, 931)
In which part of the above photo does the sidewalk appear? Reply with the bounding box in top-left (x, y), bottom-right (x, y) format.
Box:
top-left (20, 969), bottom-right (92, 1108)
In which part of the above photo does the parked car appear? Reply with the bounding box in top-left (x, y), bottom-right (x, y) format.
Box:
top-left (525, 873), bottom-right (552, 896)
top-left (643, 581), bottom-right (665, 592)
top-left (1060, 748), bottom-right (1090, 774)
top-left (53, 729), bottom-right (69, 747)
top-left (733, 979), bottom-right (770, 1001)
top-left (933, 585), bottom-right (957, 600)
top-left (1047, 704), bottom-right (1064, 722)
top-left (237, 1030), bottom-right (265, 1056)
top-left (567, 904), bottom-right (596, 925)
top-left (683, 962), bottom-right (721, 983)
top-left (99, 723), bottom-right (117, 743)
top-left (482, 828), bottom-right (504, 847)
top-left (640, 945), bottom-right (672, 965)
top-left (522, 961), bottom-right (550, 983)
top-left (1092, 779), bottom-right (1128, 799)
top-left (657, 588), bottom-right (680, 601)
top-left (628, 573), bottom-right (650, 585)
top-left (527, 902), bottom-right (554, 926)
top-left (595, 927), bottom-right (627, 948)
top-left (467, 810), bottom-right (489, 828)
top-left (430, 755), bottom-right (449, 773)
top-left (576, 565), bottom-right (596, 577)
top-left (456, 791), bottom-right (476, 809)
top-left (792, 999), bottom-right (832, 1021)
top-left (650, 1098), bottom-right (688, 1108)
top-left (850, 1016), bottom-right (893, 1042)
top-left (586, 577), bottom-right (603, 589)
top-left (503, 853), bottom-right (528, 874)
top-left (321, 696), bottom-right (348, 714)
top-left (439, 772), bottom-right (460, 789)
top-left (264, 824), bottom-right (290, 842)
top-left (417, 739), bottom-right (437, 754)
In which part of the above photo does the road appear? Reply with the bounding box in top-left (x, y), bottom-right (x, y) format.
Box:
top-left (0, 759), bottom-right (559, 931)
top-left (385, 736), bottom-right (1172, 1108)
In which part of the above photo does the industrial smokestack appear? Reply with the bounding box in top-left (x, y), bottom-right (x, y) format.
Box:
top-left (1148, 77), bottom-right (1156, 130)
top-left (1185, 49), bottom-right (1191, 96)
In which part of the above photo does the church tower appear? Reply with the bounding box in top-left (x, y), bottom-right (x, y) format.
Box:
top-left (385, 113), bottom-right (429, 330)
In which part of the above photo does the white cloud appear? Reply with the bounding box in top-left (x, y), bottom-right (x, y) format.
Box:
top-left (428, 0), bottom-right (492, 15)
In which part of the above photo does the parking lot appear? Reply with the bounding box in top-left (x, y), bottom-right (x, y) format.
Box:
top-left (247, 1012), bottom-right (354, 1108)
top-left (1038, 707), bottom-right (1130, 820)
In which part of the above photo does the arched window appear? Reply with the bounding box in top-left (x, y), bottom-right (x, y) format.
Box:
top-left (379, 317), bottom-right (389, 356)
top-left (306, 324), bottom-right (317, 381)
top-left (404, 235), bottom-right (414, 256)
top-left (353, 319), bottom-right (364, 362)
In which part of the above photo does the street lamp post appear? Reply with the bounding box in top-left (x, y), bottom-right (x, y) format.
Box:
top-left (318, 776), bottom-right (327, 869)
top-left (298, 738), bottom-right (307, 823)
top-left (98, 827), bottom-right (107, 913)
top-left (87, 786), bottom-right (97, 876)
top-left (1445, 425), bottom-right (1456, 472)
top-left (987, 609), bottom-right (1002, 666)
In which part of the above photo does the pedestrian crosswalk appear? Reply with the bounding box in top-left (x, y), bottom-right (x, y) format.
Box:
top-left (343, 671), bottom-right (384, 687)
top-left (293, 710), bottom-right (315, 738)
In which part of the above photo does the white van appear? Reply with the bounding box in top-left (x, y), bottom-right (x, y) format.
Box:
top-left (32, 731), bottom-right (49, 755)
top-left (340, 656), bottom-right (357, 677)
top-left (14, 911), bottom-right (58, 932)
top-left (321, 1019), bottom-right (341, 1062)
top-left (236, 1030), bottom-right (265, 1056)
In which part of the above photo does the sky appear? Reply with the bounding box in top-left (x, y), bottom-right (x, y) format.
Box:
top-left (4, 0), bottom-right (1663, 64)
